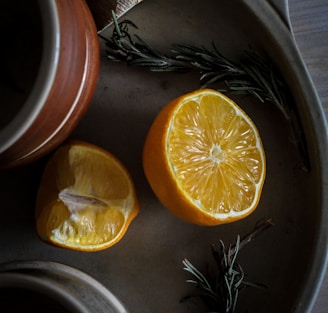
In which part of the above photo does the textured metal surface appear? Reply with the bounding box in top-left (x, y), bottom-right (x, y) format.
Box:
top-left (0, 1), bottom-right (327, 313)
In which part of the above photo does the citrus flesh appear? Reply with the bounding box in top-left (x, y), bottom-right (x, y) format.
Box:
top-left (143, 89), bottom-right (266, 225)
top-left (35, 141), bottom-right (139, 251)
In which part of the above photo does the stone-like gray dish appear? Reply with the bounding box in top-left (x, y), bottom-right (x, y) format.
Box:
top-left (0, 1), bottom-right (326, 313)
top-left (0, 261), bottom-right (128, 312)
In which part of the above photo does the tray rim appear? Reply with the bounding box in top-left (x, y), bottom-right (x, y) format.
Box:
top-left (242, 0), bottom-right (328, 312)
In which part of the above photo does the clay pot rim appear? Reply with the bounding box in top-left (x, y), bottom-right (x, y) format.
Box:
top-left (0, 0), bottom-right (59, 154)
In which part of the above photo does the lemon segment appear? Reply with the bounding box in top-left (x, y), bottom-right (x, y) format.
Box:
top-left (143, 89), bottom-right (265, 225)
top-left (36, 141), bottom-right (139, 251)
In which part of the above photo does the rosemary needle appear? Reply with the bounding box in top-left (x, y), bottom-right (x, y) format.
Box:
top-left (100, 12), bottom-right (310, 171)
top-left (181, 218), bottom-right (273, 313)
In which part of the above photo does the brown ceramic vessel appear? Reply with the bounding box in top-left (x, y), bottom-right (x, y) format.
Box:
top-left (0, 0), bottom-right (100, 169)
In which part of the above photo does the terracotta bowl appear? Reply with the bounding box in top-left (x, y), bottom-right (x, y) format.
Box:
top-left (0, 0), bottom-right (99, 169)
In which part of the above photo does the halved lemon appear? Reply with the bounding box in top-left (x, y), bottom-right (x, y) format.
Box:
top-left (35, 141), bottom-right (139, 251)
top-left (143, 89), bottom-right (266, 225)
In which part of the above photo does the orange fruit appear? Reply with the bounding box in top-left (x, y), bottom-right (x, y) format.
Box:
top-left (35, 141), bottom-right (139, 251)
top-left (143, 89), bottom-right (266, 226)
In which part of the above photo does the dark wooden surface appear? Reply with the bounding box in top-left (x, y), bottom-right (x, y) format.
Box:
top-left (288, 0), bottom-right (328, 312)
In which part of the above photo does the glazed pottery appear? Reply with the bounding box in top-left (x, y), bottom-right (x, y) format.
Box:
top-left (0, 261), bottom-right (128, 313)
top-left (0, 0), bottom-right (99, 169)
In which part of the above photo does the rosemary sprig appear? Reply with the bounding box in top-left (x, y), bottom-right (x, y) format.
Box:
top-left (181, 218), bottom-right (273, 313)
top-left (100, 12), bottom-right (286, 105)
top-left (100, 12), bottom-right (310, 171)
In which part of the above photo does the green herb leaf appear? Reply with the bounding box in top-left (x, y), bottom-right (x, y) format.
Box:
top-left (181, 218), bottom-right (273, 313)
top-left (100, 12), bottom-right (310, 171)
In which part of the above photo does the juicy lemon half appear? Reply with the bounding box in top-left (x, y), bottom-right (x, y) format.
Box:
top-left (35, 141), bottom-right (139, 251)
top-left (143, 89), bottom-right (266, 225)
